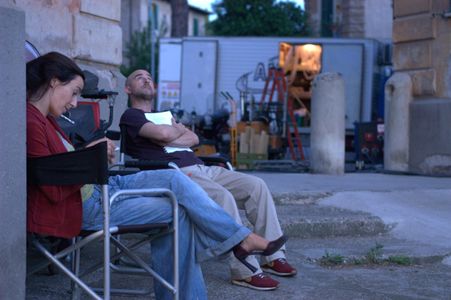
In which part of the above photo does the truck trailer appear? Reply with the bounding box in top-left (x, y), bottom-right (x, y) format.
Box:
top-left (157, 36), bottom-right (388, 130)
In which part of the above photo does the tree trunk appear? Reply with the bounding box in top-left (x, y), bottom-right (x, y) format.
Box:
top-left (170, 0), bottom-right (189, 37)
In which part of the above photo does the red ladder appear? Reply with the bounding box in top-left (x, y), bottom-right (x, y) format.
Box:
top-left (259, 68), bottom-right (305, 160)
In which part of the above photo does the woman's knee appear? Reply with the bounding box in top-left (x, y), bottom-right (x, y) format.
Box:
top-left (112, 196), bottom-right (173, 224)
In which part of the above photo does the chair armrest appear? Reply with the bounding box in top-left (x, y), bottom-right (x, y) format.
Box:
top-left (123, 159), bottom-right (173, 170)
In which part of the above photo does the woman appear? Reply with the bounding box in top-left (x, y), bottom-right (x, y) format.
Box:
top-left (26, 52), bottom-right (286, 299)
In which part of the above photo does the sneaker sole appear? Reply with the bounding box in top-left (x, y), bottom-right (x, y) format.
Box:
top-left (231, 279), bottom-right (279, 291)
top-left (261, 266), bottom-right (297, 277)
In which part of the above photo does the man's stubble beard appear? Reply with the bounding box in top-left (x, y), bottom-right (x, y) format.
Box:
top-left (134, 90), bottom-right (154, 102)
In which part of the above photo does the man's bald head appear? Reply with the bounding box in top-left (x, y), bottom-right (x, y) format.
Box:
top-left (125, 69), bottom-right (155, 102)
top-left (126, 69), bottom-right (152, 86)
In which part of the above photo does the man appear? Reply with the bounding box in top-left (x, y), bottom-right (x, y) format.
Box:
top-left (120, 69), bottom-right (297, 291)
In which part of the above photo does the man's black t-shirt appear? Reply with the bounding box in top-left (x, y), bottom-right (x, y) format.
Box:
top-left (119, 108), bottom-right (203, 168)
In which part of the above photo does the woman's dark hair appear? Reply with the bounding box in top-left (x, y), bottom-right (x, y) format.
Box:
top-left (26, 52), bottom-right (85, 102)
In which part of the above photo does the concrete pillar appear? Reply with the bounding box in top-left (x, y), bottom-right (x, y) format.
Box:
top-left (0, 4), bottom-right (26, 300)
top-left (384, 72), bottom-right (412, 172)
top-left (310, 72), bottom-right (345, 174)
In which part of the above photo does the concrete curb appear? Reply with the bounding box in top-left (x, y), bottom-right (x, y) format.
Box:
top-left (277, 204), bottom-right (391, 238)
top-left (273, 191), bottom-right (332, 205)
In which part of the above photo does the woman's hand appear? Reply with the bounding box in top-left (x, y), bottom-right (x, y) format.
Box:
top-left (85, 137), bottom-right (116, 164)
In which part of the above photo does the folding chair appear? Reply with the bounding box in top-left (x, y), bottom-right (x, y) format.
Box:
top-left (27, 142), bottom-right (179, 299)
top-left (118, 123), bottom-right (233, 172)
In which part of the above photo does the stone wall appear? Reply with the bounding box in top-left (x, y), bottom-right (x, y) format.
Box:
top-left (393, 0), bottom-right (449, 97)
top-left (10, 0), bottom-right (121, 65)
top-left (10, 0), bottom-right (128, 131)
top-left (392, 0), bottom-right (451, 175)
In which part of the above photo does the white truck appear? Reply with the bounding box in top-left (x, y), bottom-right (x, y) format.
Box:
top-left (157, 36), bottom-right (386, 129)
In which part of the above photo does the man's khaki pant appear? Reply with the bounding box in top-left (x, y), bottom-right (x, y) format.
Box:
top-left (181, 164), bottom-right (285, 280)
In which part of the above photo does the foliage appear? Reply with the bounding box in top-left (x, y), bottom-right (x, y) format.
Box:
top-left (207, 0), bottom-right (310, 36)
top-left (388, 255), bottom-right (412, 266)
top-left (365, 243), bottom-right (384, 264)
top-left (318, 245), bottom-right (414, 268)
top-left (120, 25), bottom-right (159, 81)
top-left (320, 250), bottom-right (344, 266)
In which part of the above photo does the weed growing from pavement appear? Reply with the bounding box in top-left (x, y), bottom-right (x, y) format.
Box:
top-left (387, 255), bottom-right (412, 265)
top-left (319, 243), bottom-right (414, 268)
top-left (319, 250), bottom-right (345, 266)
top-left (365, 243), bottom-right (384, 264)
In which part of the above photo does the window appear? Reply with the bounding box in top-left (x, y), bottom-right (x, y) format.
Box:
top-left (193, 18), bottom-right (199, 36)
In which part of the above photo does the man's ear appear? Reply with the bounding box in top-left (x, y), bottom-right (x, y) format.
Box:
top-left (124, 84), bottom-right (131, 95)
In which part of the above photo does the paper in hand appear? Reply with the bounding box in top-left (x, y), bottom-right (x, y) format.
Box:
top-left (145, 111), bottom-right (193, 154)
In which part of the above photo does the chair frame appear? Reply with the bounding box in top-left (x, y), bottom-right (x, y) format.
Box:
top-left (117, 124), bottom-right (233, 172)
top-left (27, 142), bottom-right (179, 300)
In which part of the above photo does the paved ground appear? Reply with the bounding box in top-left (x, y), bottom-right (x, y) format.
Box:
top-left (26, 172), bottom-right (451, 299)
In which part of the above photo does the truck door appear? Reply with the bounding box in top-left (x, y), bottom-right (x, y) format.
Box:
top-left (180, 40), bottom-right (218, 115)
top-left (322, 44), bottom-right (364, 129)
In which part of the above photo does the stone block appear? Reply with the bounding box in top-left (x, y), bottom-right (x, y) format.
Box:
top-left (81, 0), bottom-right (120, 21)
top-left (14, 1), bottom-right (73, 54)
top-left (394, 0), bottom-right (431, 17)
top-left (73, 14), bottom-right (122, 66)
top-left (393, 41), bottom-right (432, 70)
top-left (408, 69), bottom-right (436, 96)
top-left (410, 98), bottom-right (451, 175)
top-left (393, 15), bottom-right (436, 43)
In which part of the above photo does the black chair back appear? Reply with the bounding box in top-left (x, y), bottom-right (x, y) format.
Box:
top-left (27, 142), bottom-right (109, 185)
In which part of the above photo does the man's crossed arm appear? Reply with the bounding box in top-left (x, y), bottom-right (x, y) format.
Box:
top-left (138, 118), bottom-right (199, 148)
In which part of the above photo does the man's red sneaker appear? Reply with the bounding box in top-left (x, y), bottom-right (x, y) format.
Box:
top-left (261, 258), bottom-right (297, 277)
top-left (231, 273), bottom-right (279, 291)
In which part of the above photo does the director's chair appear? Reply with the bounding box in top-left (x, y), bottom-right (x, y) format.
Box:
top-left (27, 142), bottom-right (179, 299)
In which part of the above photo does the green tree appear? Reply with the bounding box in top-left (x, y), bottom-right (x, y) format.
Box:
top-left (121, 26), bottom-right (150, 77)
top-left (120, 25), bottom-right (159, 81)
top-left (207, 0), bottom-right (309, 36)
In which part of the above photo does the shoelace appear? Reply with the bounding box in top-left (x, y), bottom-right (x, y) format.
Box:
top-left (275, 258), bottom-right (287, 265)
top-left (255, 273), bottom-right (268, 279)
